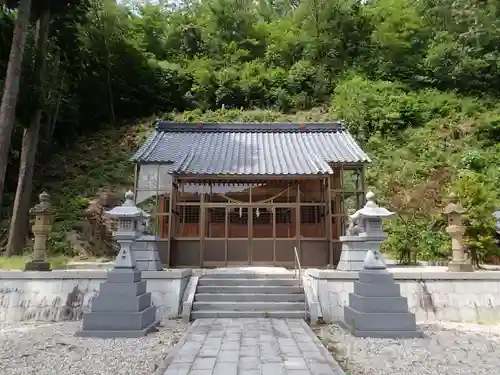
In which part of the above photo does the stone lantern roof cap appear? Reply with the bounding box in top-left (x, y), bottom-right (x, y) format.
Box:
top-left (30, 191), bottom-right (52, 215)
top-left (443, 193), bottom-right (466, 215)
top-left (106, 190), bottom-right (144, 218)
top-left (356, 191), bottom-right (395, 218)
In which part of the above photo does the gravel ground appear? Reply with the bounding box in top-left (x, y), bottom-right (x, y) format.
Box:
top-left (318, 322), bottom-right (500, 375)
top-left (0, 320), bottom-right (186, 375)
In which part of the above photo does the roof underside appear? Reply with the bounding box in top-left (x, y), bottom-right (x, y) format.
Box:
top-left (132, 122), bottom-right (371, 176)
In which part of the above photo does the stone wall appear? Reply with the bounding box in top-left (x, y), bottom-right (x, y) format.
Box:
top-left (307, 269), bottom-right (500, 324)
top-left (0, 269), bottom-right (191, 323)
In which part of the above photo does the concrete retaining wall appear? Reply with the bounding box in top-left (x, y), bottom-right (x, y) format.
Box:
top-left (0, 269), bottom-right (191, 323)
top-left (307, 269), bottom-right (500, 324)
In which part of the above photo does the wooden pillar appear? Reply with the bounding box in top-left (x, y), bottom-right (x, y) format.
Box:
top-left (334, 168), bottom-right (342, 239)
top-left (166, 177), bottom-right (175, 268)
top-left (326, 176), bottom-right (333, 266)
top-left (295, 183), bottom-right (301, 260)
top-left (199, 192), bottom-right (205, 267)
top-left (272, 206), bottom-right (276, 266)
top-left (224, 207), bottom-right (229, 266)
top-left (248, 187), bottom-right (253, 265)
top-left (133, 164), bottom-right (139, 204)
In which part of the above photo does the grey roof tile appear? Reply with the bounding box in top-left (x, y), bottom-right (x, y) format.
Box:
top-left (132, 122), bottom-right (370, 175)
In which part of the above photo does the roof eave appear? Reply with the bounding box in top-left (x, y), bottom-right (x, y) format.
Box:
top-left (171, 173), bottom-right (333, 180)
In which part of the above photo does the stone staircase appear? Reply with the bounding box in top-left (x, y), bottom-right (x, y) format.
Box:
top-left (190, 270), bottom-right (307, 319)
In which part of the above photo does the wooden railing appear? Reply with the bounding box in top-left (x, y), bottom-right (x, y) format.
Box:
top-left (293, 246), bottom-right (302, 287)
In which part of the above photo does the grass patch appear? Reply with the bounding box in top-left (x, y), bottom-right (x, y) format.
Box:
top-left (0, 254), bottom-right (71, 270)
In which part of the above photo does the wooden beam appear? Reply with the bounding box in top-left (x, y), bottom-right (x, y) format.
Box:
top-left (133, 164), bottom-right (139, 204)
top-left (199, 192), bottom-right (205, 268)
top-left (296, 184), bottom-right (301, 261)
top-left (272, 207), bottom-right (276, 266)
top-left (326, 177), bottom-right (333, 266)
top-left (248, 187), bottom-right (252, 265)
top-left (225, 208), bottom-right (229, 266)
top-left (166, 177), bottom-right (175, 268)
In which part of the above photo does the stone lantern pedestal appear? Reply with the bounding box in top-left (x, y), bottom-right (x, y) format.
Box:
top-left (443, 193), bottom-right (473, 272)
top-left (342, 192), bottom-right (422, 338)
top-left (76, 190), bottom-right (159, 338)
top-left (25, 192), bottom-right (52, 272)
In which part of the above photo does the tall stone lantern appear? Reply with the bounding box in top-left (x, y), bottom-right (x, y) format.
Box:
top-left (106, 190), bottom-right (143, 268)
top-left (443, 193), bottom-right (473, 272)
top-left (25, 191), bottom-right (52, 271)
top-left (77, 190), bottom-right (159, 338)
top-left (342, 191), bottom-right (422, 338)
top-left (337, 191), bottom-right (395, 271)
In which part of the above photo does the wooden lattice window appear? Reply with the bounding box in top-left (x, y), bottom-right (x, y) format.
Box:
top-left (275, 208), bottom-right (292, 224)
top-left (179, 206), bottom-right (200, 223)
top-left (300, 206), bottom-right (323, 224)
top-left (209, 208), bottom-right (226, 223)
top-left (253, 208), bottom-right (271, 224)
top-left (230, 208), bottom-right (248, 224)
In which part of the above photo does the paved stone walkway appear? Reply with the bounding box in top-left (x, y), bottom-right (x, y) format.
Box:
top-left (162, 318), bottom-right (344, 375)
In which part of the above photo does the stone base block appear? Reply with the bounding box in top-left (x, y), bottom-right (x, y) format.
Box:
top-left (99, 280), bottom-right (147, 297)
top-left (448, 261), bottom-right (474, 272)
top-left (344, 306), bottom-right (418, 332)
top-left (82, 305), bottom-right (157, 332)
top-left (353, 280), bottom-right (400, 297)
top-left (340, 321), bottom-right (423, 339)
top-left (349, 294), bottom-right (409, 313)
top-left (358, 269), bottom-right (394, 284)
top-left (91, 292), bottom-right (152, 312)
top-left (76, 320), bottom-right (160, 338)
top-left (24, 261), bottom-right (51, 271)
top-left (106, 269), bottom-right (142, 283)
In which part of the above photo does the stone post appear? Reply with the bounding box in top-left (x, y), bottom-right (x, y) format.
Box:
top-left (337, 191), bottom-right (394, 271)
top-left (25, 191), bottom-right (52, 271)
top-left (76, 190), bottom-right (159, 338)
top-left (342, 192), bottom-right (422, 338)
top-left (443, 193), bottom-right (473, 272)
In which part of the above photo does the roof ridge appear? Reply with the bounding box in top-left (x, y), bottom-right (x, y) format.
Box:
top-left (155, 121), bottom-right (345, 133)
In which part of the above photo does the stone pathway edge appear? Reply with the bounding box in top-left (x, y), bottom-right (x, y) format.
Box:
top-left (299, 320), bottom-right (345, 375)
top-left (152, 319), bottom-right (346, 375)
top-left (153, 321), bottom-right (196, 375)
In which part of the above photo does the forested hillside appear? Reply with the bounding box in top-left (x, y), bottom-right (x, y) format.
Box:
top-left (0, 0), bottom-right (499, 264)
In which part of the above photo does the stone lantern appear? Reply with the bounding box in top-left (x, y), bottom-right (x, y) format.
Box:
top-left (25, 191), bottom-right (52, 271)
top-left (342, 191), bottom-right (422, 339)
top-left (106, 190), bottom-right (144, 268)
top-left (77, 190), bottom-right (159, 338)
top-left (443, 193), bottom-right (473, 272)
top-left (337, 191), bottom-right (395, 271)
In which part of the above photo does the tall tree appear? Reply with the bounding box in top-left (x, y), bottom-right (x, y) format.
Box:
top-left (6, 1), bottom-right (51, 256)
top-left (0, 0), bottom-right (32, 214)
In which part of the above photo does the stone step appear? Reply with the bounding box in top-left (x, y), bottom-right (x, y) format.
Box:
top-left (190, 310), bottom-right (306, 319)
top-left (196, 285), bottom-right (303, 294)
top-left (344, 306), bottom-right (417, 332)
top-left (201, 272), bottom-right (295, 279)
top-left (194, 293), bottom-right (305, 302)
top-left (198, 278), bottom-right (299, 286)
top-left (349, 294), bottom-right (409, 313)
top-left (353, 281), bottom-right (401, 297)
top-left (192, 301), bottom-right (305, 311)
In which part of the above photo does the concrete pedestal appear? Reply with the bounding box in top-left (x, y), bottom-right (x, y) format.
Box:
top-left (24, 260), bottom-right (51, 271)
top-left (76, 268), bottom-right (159, 338)
top-left (337, 236), bottom-right (367, 271)
top-left (132, 235), bottom-right (163, 271)
top-left (342, 269), bottom-right (422, 338)
top-left (448, 261), bottom-right (473, 272)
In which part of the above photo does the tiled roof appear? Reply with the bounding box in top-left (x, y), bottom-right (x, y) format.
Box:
top-left (132, 122), bottom-right (370, 175)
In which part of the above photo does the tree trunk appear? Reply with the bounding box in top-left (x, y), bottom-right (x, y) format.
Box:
top-left (6, 6), bottom-right (51, 257)
top-left (0, 0), bottom-right (32, 213)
